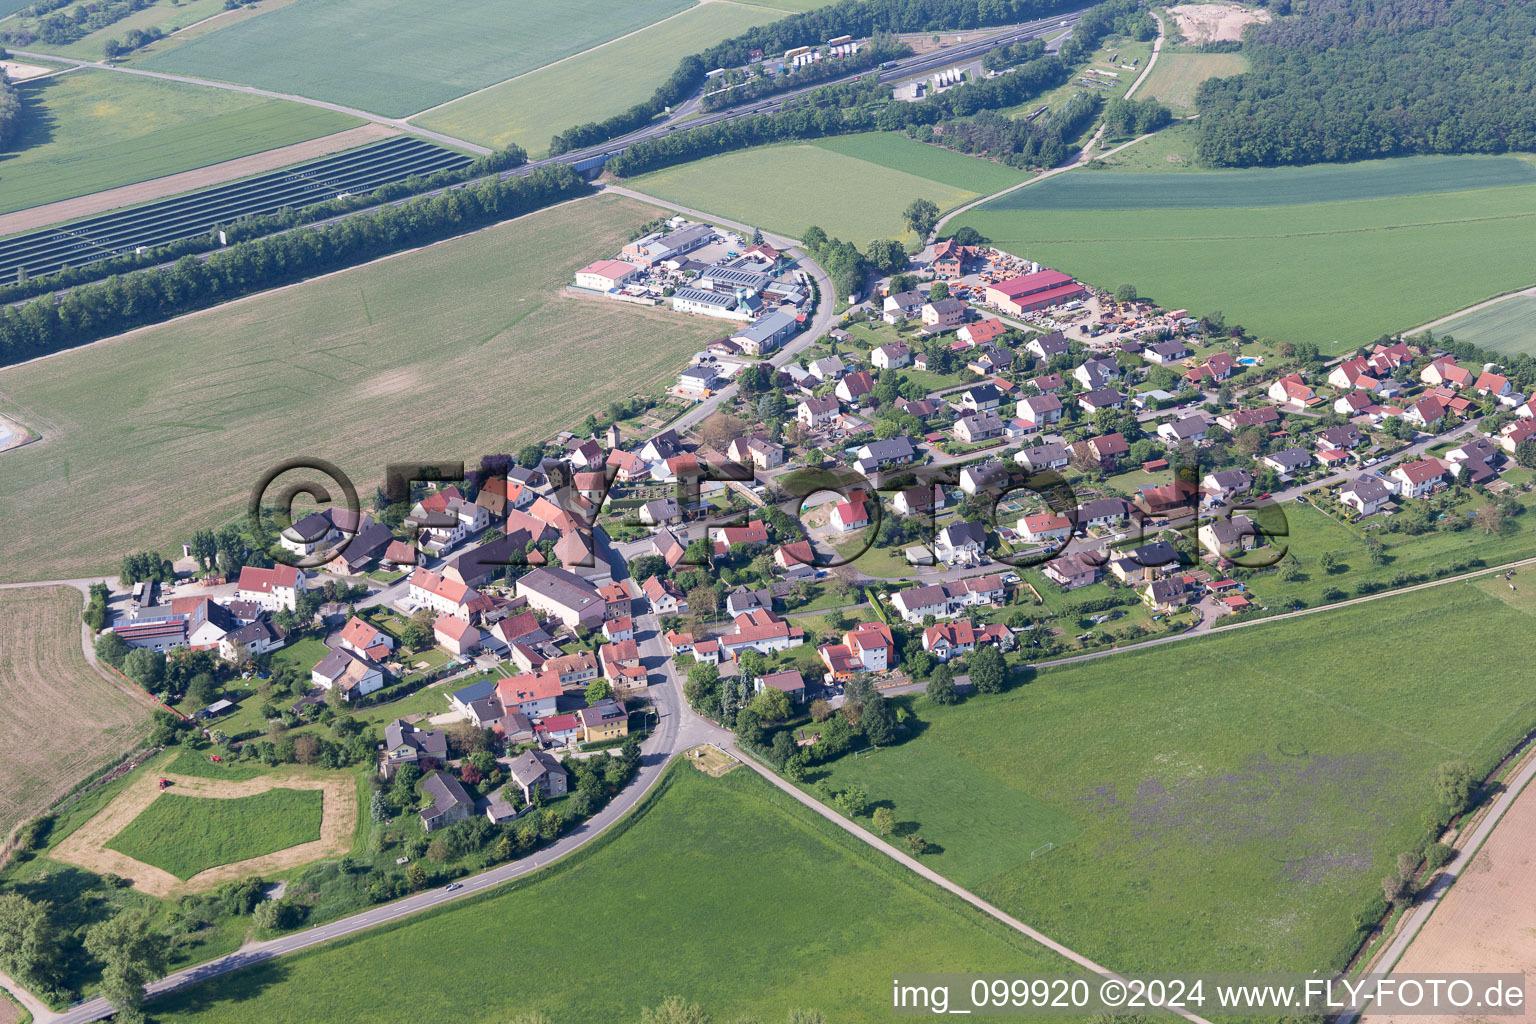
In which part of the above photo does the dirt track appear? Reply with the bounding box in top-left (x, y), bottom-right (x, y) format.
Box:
top-left (52, 770), bottom-right (356, 898)
top-left (1166, 3), bottom-right (1269, 43)
top-left (0, 123), bottom-right (399, 236)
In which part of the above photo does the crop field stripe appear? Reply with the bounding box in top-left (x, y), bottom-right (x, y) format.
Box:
top-left (811, 132), bottom-right (1028, 194)
top-left (138, 0), bottom-right (699, 118)
top-left (1019, 207), bottom-right (1536, 243)
top-left (0, 138), bottom-right (470, 277)
top-left (1434, 294), bottom-right (1536, 356)
top-left (982, 154), bottom-right (1536, 210)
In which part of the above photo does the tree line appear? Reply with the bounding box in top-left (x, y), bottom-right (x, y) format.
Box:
top-left (0, 145), bottom-right (526, 306)
top-left (549, 0), bottom-right (1088, 155)
top-left (1194, 0), bottom-right (1536, 166)
top-left (0, 0), bottom-right (153, 48)
top-left (0, 72), bottom-right (18, 153)
top-left (0, 164), bottom-right (585, 367)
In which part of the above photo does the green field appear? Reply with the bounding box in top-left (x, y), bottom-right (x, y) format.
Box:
top-left (414, 2), bottom-right (783, 157)
top-left (1135, 51), bottom-right (1247, 114)
top-left (16, 0), bottom-right (228, 59)
top-left (0, 69), bottom-right (360, 214)
top-left (955, 162), bottom-right (1536, 349)
top-left (0, 193), bottom-right (724, 583)
top-left (151, 765), bottom-right (1078, 1023)
top-left (106, 789), bottom-right (323, 879)
top-left (1432, 292), bottom-right (1536, 356)
top-left (1093, 119), bottom-right (1203, 171)
top-left (811, 582), bottom-right (1536, 976)
top-left (139, 0), bottom-right (695, 117)
top-left (629, 133), bottom-right (1026, 245)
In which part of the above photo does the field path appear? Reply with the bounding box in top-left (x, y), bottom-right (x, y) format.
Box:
top-left (1343, 744), bottom-right (1536, 1024)
top-left (50, 770), bottom-right (356, 898)
top-left (0, 124), bottom-right (400, 235)
top-left (8, 49), bottom-right (492, 154)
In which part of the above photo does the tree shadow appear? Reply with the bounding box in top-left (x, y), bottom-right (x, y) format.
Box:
top-left (0, 77), bottom-right (61, 170)
top-left (148, 956), bottom-right (294, 1017)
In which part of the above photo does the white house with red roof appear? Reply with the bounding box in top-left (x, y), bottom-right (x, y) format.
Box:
top-left (817, 622), bottom-right (894, 680)
top-left (922, 621), bottom-right (1009, 662)
top-left (408, 569), bottom-right (479, 617)
top-left (1016, 512), bottom-right (1071, 544)
top-left (433, 614), bottom-right (481, 657)
top-left (235, 564), bottom-right (304, 612)
top-left (337, 616), bottom-right (394, 662)
top-left (1391, 458), bottom-right (1448, 498)
top-left (1420, 359), bottom-right (1472, 388)
top-left (721, 609), bottom-right (805, 658)
top-left (831, 498), bottom-right (869, 532)
top-left (1267, 373), bottom-right (1316, 408)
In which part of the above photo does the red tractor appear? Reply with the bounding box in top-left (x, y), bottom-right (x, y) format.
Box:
top-left (158, 778), bottom-right (173, 789)
top-left (209, 755), bottom-right (223, 763)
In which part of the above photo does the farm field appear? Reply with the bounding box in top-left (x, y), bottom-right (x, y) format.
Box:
top-left (954, 168), bottom-right (1536, 350)
top-left (0, 69), bottom-right (361, 215)
top-left (16, 0), bottom-right (227, 59)
top-left (414, 2), bottom-right (783, 157)
top-left (1134, 51), bottom-right (1247, 114)
top-left (139, 0), bottom-right (696, 117)
top-left (810, 583), bottom-right (1536, 977)
top-left (1432, 292), bottom-right (1536, 356)
top-left (629, 133), bottom-right (1027, 246)
top-left (106, 788), bottom-right (324, 880)
top-left (0, 587), bottom-right (154, 837)
top-left (0, 193), bottom-right (723, 583)
top-left (150, 765), bottom-right (1080, 1023)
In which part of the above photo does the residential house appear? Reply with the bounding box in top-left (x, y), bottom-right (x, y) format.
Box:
top-left (1217, 406), bottom-right (1281, 431)
top-left (1405, 395), bottom-right (1449, 429)
top-left (235, 565), bottom-right (304, 612)
top-left (1026, 332), bottom-right (1070, 361)
top-left (1201, 468), bottom-right (1253, 502)
top-left (544, 649), bottom-right (599, 687)
top-left (536, 713), bottom-right (582, 747)
top-left (1157, 415), bottom-right (1208, 444)
top-left (433, 614), bottom-right (481, 657)
top-left (890, 575), bottom-right (1007, 622)
top-left (797, 395), bottom-right (840, 430)
top-left (818, 621), bottom-right (895, 679)
top-left (1016, 442), bottom-right (1070, 472)
top-left (1041, 552), bottom-right (1100, 590)
top-left (642, 576), bottom-right (688, 615)
top-left (721, 608), bottom-right (805, 658)
top-left (1198, 515), bottom-right (1260, 559)
top-left (922, 297), bottom-right (966, 331)
top-left (1075, 433), bottom-right (1129, 470)
top-left (639, 498), bottom-right (682, 526)
top-left (855, 437), bottom-right (916, 474)
top-left (1016, 393), bottom-right (1063, 430)
top-left (930, 238), bottom-right (971, 278)
top-left (934, 521), bottom-right (987, 566)
top-left (835, 369), bottom-right (875, 404)
top-left (578, 699), bottom-right (629, 743)
top-left (759, 669), bottom-right (807, 704)
top-left (1339, 475), bottom-right (1394, 515)
top-left (1335, 392), bottom-right (1376, 417)
top-left (1445, 438), bottom-right (1503, 484)
top-left (1144, 340), bottom-right (1190, 364)
top-left (311, 647), bottom-right (384, 700)
top-left (1016, 511), bottom-right (1072, 544)
top-left (1317, 424), bottom-right (1364, 451)
top-left (871, 342), bottom-right (912, 370)
top-left (408, 569), bottom-right (479, 618)
top-left (496, 671), bottom-right (563, 719)
top-left (1144, 575), bottom-right (1198, 613)
top-left (958, 383), bottom-right (1003, 413)
top-left (420, 773), bottom-right (473, 832)
top-left (602, 616), bottom-right (634, 643)
top-left (1391, 458), bottom-right (1448, 498)
top-left (883, 289), bottom-right (924, 323)
top-left (1260, 447), bottom-right (1312, 477)
top-left (1076, 497), bottom-right (1131, 532)
top-left (807, 355), bottom-right (847, 381)
top-left (507, 750), bottom-right (569, 802)
top-left (1074, 357), bottom-right (1119, 390)
top-left (381, 719), bottom-right (447, 777)
top-left (1077, 388), bottom-right (1126, 414)
top-left (959, 460), bottom-right (1006, 495)
top-left (893, 483), bottom-right (947, 517)
top-left (954, 411), bottom-right (1004, 443)
top-left (1420, 359), bottom-right (1472, 388)
top-left (958, 318), bottom-right (1006, 347)
top-left (922, 621), bottom-right (1009, 662)
top-left (218, 619), bottom-right (283, 663)
top-left (725, 587), bottom-right (773, 617)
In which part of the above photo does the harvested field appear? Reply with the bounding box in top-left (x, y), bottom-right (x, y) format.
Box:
top-left (0, 123), bottom-right (399, 237)
top-left (53, 769), bottom-right (354, 897)
top-left (0, 586), bottom-right (154, 839)
top-left (1363, 766), bottom-right (1536, 1024)
top-left (1166, 2), bottom-right (1270, 43)
top-left (0, 194), bottom-right (723, 582)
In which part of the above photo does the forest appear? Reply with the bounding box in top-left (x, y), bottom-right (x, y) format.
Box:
top-left (1195, 0), bottom-right (1536, 166)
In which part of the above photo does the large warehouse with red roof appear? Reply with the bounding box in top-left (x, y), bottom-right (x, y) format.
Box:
top-left (985, 269), bottom-right (1087, 315)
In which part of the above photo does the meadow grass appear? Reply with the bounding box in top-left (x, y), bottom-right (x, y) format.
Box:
top-left (812, 583), bottom-right (1536, 976)
top-left (0, 69), bottom-right (360, 214)
top-left (414, 2), bottom-right (783, 157)
top-left (0, 194), bottom-right (724, 582)
top-left (956, 176), bottom-right (1536, 349)
top-left (812, 132), bottom-right (1028, 194)
top-left (628, 135), bottom-right (1014, 245)
top-left (106, 788), bottom-right (324, 879)
top-left (1093, 119), bottom-right (1203, 171)
top-left (149, 764), bottom-right (1081, 1023)
top-left (1432, 294), bottom-right (1536, 356)
top-left (139, 0), bottom-right (695, 117)
top-left (1134, 51), bottom-right (1247, 114)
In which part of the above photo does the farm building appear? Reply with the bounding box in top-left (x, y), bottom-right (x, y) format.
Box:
top-left (984, 270), bottom-right (1086, 315)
